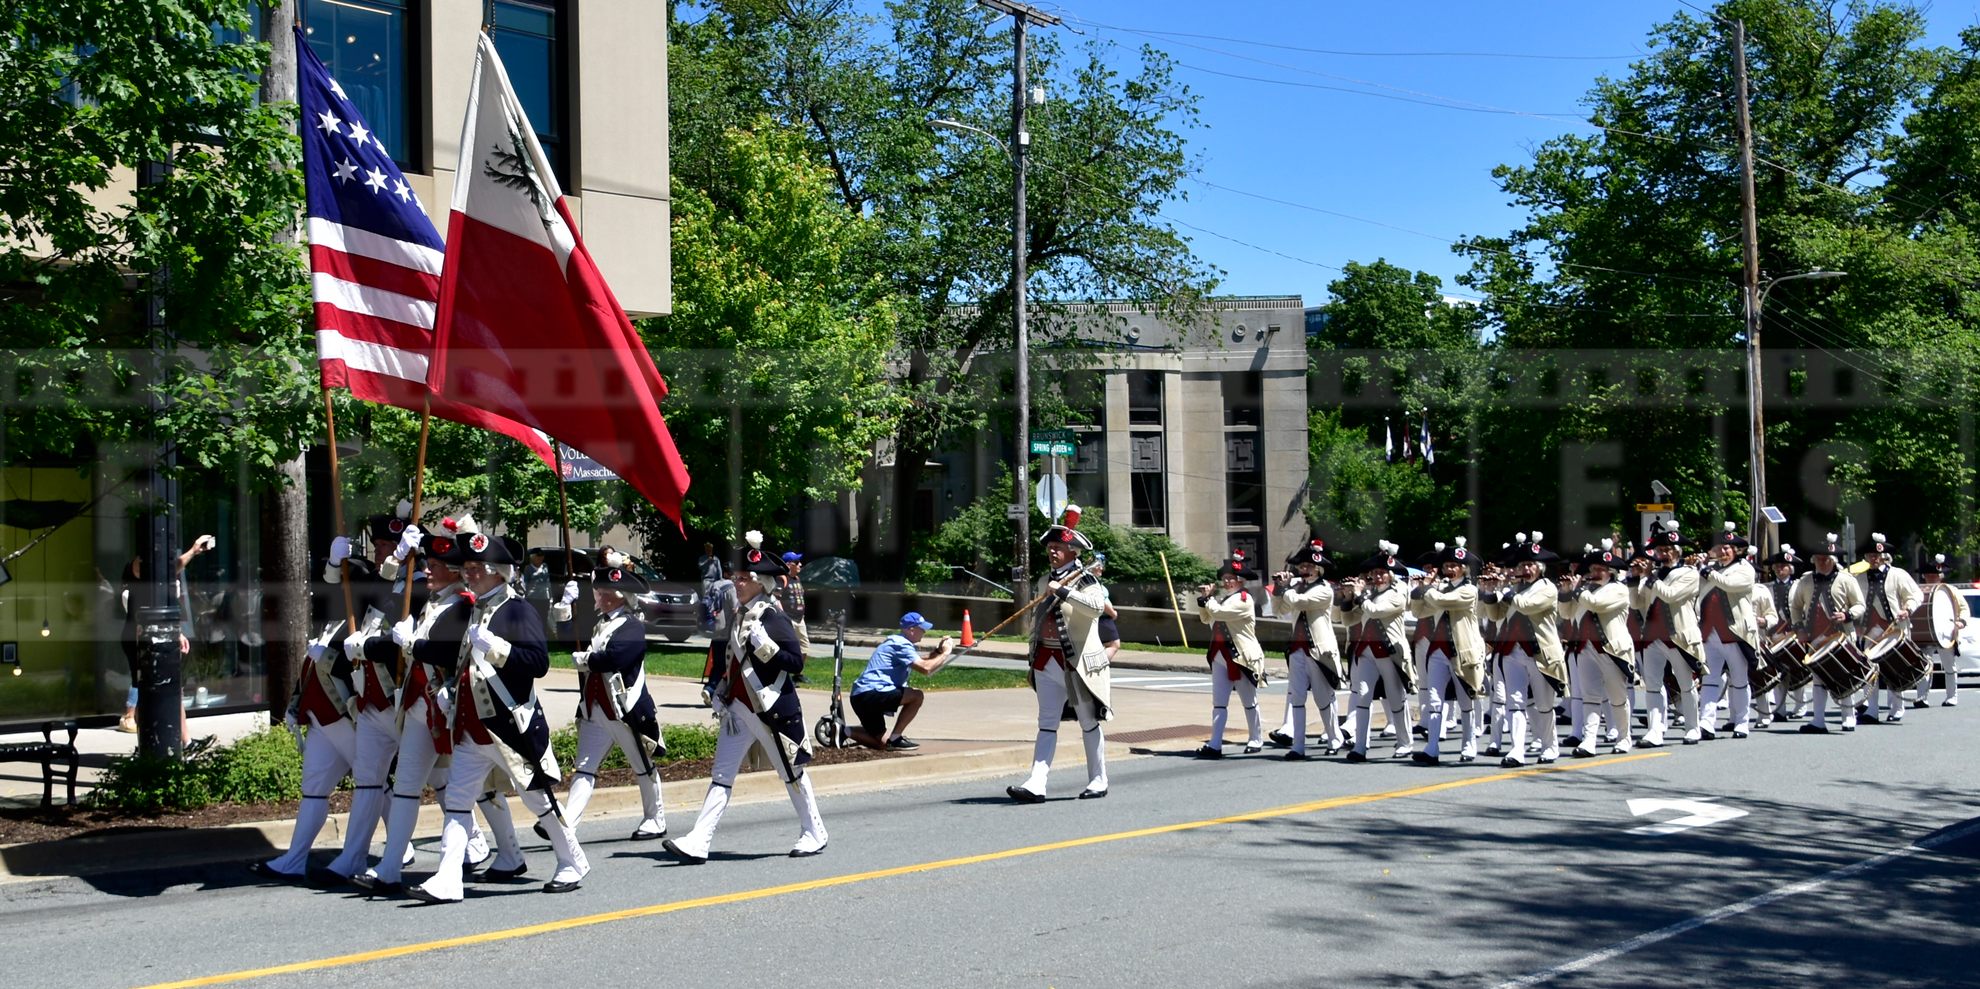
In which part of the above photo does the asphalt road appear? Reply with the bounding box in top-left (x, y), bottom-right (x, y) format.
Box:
top-left (6, 703), bottom-right (1976, 989)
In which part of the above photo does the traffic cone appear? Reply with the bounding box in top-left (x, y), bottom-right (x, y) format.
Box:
top-left (960, 609), bottom-right (976, 647)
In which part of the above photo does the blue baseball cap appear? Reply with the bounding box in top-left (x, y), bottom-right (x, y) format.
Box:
top-left (781, 551), bottom-right (802, 562)
top-left (899, 611), bottom-right (934, 631)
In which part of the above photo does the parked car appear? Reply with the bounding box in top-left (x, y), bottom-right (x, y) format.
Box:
top-left (528, 546), bottom-right (700, 641)
top-left (1953, 587), bottom-right (1980, 678)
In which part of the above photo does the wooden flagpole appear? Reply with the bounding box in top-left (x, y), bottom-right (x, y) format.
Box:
top-left (401, 396), bottom-right (431, 624)
top-left (1160, 550), bottom-right (1189, 648)
top-left (552, 441), bottom-right (576, 646)
top-left (321, 388), bottom-right (358, 632)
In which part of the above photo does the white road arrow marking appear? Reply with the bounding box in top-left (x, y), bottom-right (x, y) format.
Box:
top-left (1627, 797), bottom-right (1748, 835)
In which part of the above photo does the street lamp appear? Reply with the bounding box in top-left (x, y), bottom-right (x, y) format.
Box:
top-left (1746, 268), bottom-right (1846, 554)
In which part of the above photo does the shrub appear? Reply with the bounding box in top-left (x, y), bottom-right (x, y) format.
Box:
top-left (89, 753), bottom-right (216, 815)
top-left (552, 720), bottom-right (719, 770)
top-left (207, 727), bottom-right (303, 804)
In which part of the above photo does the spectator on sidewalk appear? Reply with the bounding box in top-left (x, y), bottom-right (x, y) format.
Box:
top-left (696, 541), bottom-right (722, 629)
top-left (847, 612), bottom-right (955, 751)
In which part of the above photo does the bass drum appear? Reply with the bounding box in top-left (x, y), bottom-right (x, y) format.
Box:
top-left (1912, 583), bottom-right (1962, 650)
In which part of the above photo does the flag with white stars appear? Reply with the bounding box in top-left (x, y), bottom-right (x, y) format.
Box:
top-left (299, 28), bottom-right (552, 467)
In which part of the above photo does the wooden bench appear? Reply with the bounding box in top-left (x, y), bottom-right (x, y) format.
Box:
top-left (0, 721), bottom-right (79, 808)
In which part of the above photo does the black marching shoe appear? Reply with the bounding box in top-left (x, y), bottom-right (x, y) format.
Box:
top-left (630, 826), bottom-right (668, 842)
top-left (1700, 726), bottom-right (1717, 741)
top-left (1283, 750), bottom-right (1309, 761)
top-left (533, 821), bottom-right (549, 841)
top-left (1411, 751), bottom-right (1440, 766)
top-left (1858, 713), bottom-right (1881, 725)
top-left (403, 884), bottom-right (453, 905)
top-left (246, 861), bottom-right (302, 883)
top-left (306, 867), bottom-right (349, 888)
top-left (1005, 785), bottom-right (1046, 804)
top-left (1561, 736), bottom-right (1583, 750)
top-left (1267, 730), bottom-right (1294, 748)
top-left (1412, 725), bottom-right (1429, 739)
top-left (543, 878), bottom-right (583, 894)
top-left (1499, 756), bottom-right (1524, 768)
top-left (1195, 744), bottom-right (1225, 760)
top-left (482, 862), bottom-right (529, 881)
top-left (1242, 742), bottom-right (1264, 755)
top-left (1077, 787), bottom-right (1109, 799)
top-left (1344, 750), bottom-right (1369, 764)
top-left (1799, 723), bottom-right (1830, 734)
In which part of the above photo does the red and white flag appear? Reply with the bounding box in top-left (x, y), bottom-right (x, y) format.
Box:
top-left (298, 31), bottom-right (552, 466)
top-left (426, 32), bottom-right (690, 525)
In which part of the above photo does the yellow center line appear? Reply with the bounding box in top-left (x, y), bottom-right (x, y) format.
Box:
top-left (137, 752), bottom-right (1667, 989)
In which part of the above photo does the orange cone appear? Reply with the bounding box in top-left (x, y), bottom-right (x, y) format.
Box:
top-left (959, 609), bottom-right (976, 647)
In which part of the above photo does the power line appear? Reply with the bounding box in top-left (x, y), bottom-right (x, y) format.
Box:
top-left (1065, 18), bottom-right (1636, 61)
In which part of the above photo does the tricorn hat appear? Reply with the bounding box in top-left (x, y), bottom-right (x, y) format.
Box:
top-left (1579, 537), bottom-right (1623, 571)
top-left (1714, 521), bottom-right (1749, 551)
top-left (421, 513), bottom-right (480, 565)
top-left (1809, 532), bottom-right (1845, 558)
top-left (739, 530), bottom-right (787, 576)
top-left (1860, 531), bottom-right (1896, 558)
top-left (1039, 503), bottom-right (1094, 552)
top-left (1648, 518), bottom-right (1689, 549)
top-left (457, 530), bottom-right (519, 566)
top-left (1285, 537), bottom-right (1332, 571)
top-left (1435, 537), bottom-right (1476, 569)
top-left (593, 548), bottom-right (649, 597)
top-left (364, 498), bottom-right (415, 543)
top-left (1355, 539), bottom-right (1408, 577)
top-left (1503, 531), bottom-right (1560, 565)
top-left (1217, 549), bottom-right (1258, 581)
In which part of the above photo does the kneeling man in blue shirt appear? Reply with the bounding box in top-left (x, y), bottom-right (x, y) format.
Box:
top-left (848, 611), bottom-right (955, 750)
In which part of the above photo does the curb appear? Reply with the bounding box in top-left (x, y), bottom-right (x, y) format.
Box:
top-left (0, 742), bottom-right (1145, 885)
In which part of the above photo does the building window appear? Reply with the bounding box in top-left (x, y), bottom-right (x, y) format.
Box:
top-left (1127, 370), bottom-right (1163, 427)
top-left (1130, 432), bottom-right (1165, 528)
top-left (491, 0), bottom-right (570, 188)
top-left (302, 0), bottom-right (417, 169)
top-left (1226, 434), bottom-right (1263, 528)
top-left (1222, 371), bottom-right (1262, 426)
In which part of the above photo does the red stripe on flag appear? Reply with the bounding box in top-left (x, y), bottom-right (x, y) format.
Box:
top-left (313, 304), bottom-right (433, 354)
top-left (310, 244), bottom-right (442, 301)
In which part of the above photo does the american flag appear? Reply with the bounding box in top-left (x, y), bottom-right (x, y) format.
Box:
top-left (299, 30), bottom-right (552, 465)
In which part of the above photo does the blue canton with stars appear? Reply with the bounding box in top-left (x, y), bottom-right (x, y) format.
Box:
top-left (298, 28), bottom-right (442, 251)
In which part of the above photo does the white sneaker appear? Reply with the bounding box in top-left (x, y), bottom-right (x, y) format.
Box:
top-left (791, 832), bottom-right (828, 857)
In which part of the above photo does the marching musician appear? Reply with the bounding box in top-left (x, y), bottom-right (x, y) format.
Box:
top-left (1913, 554), bottom-right (1962, 708)
top-left (1338, 541), bottom-right (1415, 762)
top-left (1628, 520), bottom-right (1706, 747)
top-left (666, 533), bottom-right (829, 859)
top-left (1408, 546), bottom-right (1443, 745)
top-left (1195, 551), bottom-right (1267, 758)
top-left (1562, 540), bottom-right (1638, 756)
top-left (1792, 533), bottom-right (1868, 735)
top-left (1005, 506), bottom-right (1113, 802)
top-left (1697, 523), bottom-right (1761, 740)
top-left (354, 518), bottom-right (509, 896)
top-left (1410, 538), bottom-right (1485, 765)
top-left (1856, 532), bottom-right (1923, 724)
top-left (409, 533), bottom-right (588, 901)
top-left (1756, 545), bottom-right (1809, 725)
top-left (1747, 548), bottom-right (1784, 728)
top-left (557, 552), bottom-right (668, 842)
top-left (318, 505), bottom-right (430, 886)
top-left (1272, 540), bottom-right (1346, 760)
top-left (1479, 533), bottom-right (1566, 766)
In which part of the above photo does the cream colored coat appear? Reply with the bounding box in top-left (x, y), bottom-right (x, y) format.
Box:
top-left (1855, 565), bottom-right (1924, 627)
top-left (1697, 559), bottom-right (1761, 650)
top-left (1198, 588), bottom-right (1265, 675)
top-left (1028, 569), bottom-right (1114, 720)
top-left (1504, 578), bottom-right (1570, 690)
top-left (1791, 569), bottom-right (1866, 633)
top-left (1571, 579), bottom-right (1635, 663)
top-left (1276, 578), bottom-right (1346, 687)
top-left (1630, 565), bottom-right (1705, 656)
top-left (1416, 579), bottom-right (1486, 694)
top-left (1341, 582), bottom-right (1416, 692)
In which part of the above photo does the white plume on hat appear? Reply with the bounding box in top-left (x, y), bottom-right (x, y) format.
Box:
top-left (1663, 519), bottom-right (1680, 532)
top-left (1601, 537), bottom-right (1614, 551)
top-left (1582, 543), bottom-right (1595, 554)
top-left (1871, 532), bottom-right (1888, 543)
top-left (1434, 541), bottom-right (1446, 552)
top-left (1455, 537), bottom-right (1467, 548)
top-left (395, 498), bottom-right (413, 519)
top-left (1826, 532), bottom-right (1839, 543)
top-left (1782, 543), bottom-right (1796, 555)
top-left (603, 549), bottom-right (630, 569)
top-left (1530, 530), bottom-right (1543, 544)
top-left (444, 513), bottom-right (480, 535)
top-left (1936, 553), bottom-right (1947, 564)
top-left (1724, 521), bottom-right (1737, 533)
top-left (1378, 539), bottom-right (1398, 555)
top-left (1514, 532), bottom-right (1528, 544)
top-left (745, 530), bottom-right (764, 550)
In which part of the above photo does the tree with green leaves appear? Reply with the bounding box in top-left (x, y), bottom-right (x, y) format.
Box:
top-left (1452, 0), bottom-right (1978, 551)
top-left (1, 0), bottom-right (312, 481)
top-left (671, 0), bottom-right (1217, 576)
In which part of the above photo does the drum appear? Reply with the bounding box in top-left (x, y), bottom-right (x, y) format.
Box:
top-left (1867, 634), bottom-right (1930, 690)
top-left (1806, 634), bottom-right (1874, 697)
top-left (1911, 583), bottom-right (1962, 650)
top-left (1761, 634), bottom-right (1811, 692)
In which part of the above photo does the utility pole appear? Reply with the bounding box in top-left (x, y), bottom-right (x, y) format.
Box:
top-left (137, 147), bottom-right (181, 760)
top-left (979, 0), bottom-right (1059, 594)
top-left (262, 0), bottom-right (306, 730)
top-left (1732, 19), bottom-right (1769, 555)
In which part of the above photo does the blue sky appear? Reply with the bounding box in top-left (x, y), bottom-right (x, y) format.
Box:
top-left (1043, 1), bottom-right (1980, 308)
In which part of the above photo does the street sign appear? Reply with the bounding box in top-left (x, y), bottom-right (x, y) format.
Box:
top-left (1035, 473), bottom-right (1067, 519)
top-left (1005, 503), bottom-right (1025, 520)
top-left (1762, 506), bottom-right (1787, 524)
top-left (1029, 428), bottom-right (1076, 457)
top-left (1626, 798), bottom-right (1747, 835)
top-left (1634, 503), bottom-right (1674, 512)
